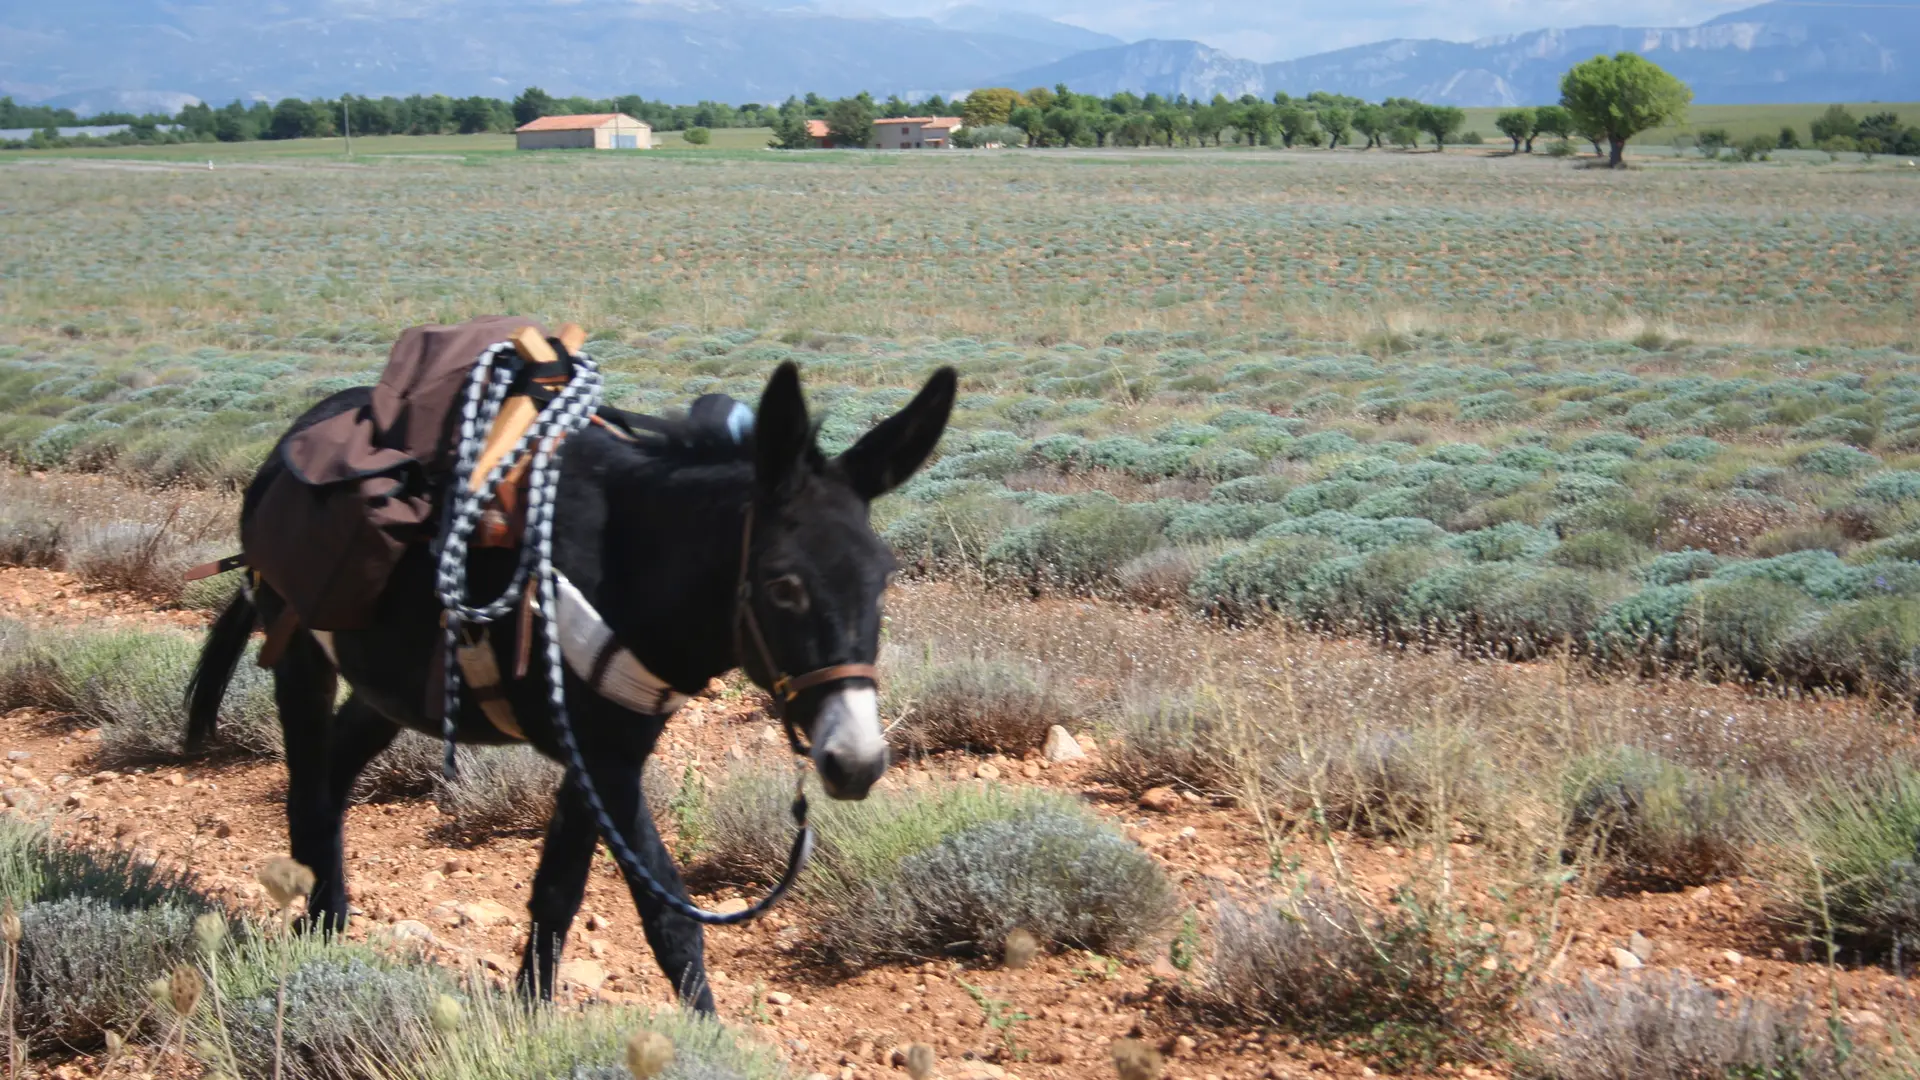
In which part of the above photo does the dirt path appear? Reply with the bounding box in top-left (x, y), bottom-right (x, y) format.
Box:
top-left (2, 567), bottom-right (1915, 1080)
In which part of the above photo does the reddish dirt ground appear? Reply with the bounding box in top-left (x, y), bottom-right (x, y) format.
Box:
top-left (3, 565), bottom-right (1917, 1080)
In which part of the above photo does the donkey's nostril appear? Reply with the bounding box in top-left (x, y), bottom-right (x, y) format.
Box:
top-left (818, 747), bottom-right (886, 801)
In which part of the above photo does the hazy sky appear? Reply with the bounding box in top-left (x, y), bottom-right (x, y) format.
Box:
top-left (873, 0), bottom-right (1768, 61)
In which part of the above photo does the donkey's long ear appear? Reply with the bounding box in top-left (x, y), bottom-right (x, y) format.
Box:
top-left (836, 367), bottom-right (957, 501)
top-left (755, 361), bottom-right (811, 495)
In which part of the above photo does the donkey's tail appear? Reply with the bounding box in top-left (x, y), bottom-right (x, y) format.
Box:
top-left (185, 589), bottom-right (257, 752)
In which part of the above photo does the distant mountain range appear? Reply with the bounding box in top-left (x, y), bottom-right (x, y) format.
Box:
top-left (1000, 3), bottom-right (1920, 106)
top-left (1, 0), bottom-right (1915, 111)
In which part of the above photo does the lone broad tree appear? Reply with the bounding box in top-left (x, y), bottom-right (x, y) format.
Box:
top-left (1559, 52), bottom-right (1692, 167)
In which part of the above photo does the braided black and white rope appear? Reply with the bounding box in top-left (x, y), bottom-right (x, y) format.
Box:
top-left (433, 338), bottom-right (811, 928)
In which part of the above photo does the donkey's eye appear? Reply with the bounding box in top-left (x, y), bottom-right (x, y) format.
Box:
top-left (765, 574), bottom-right (809, 612)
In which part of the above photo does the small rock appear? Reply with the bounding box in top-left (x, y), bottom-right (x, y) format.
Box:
top-left (479, 952), bottom-right (514, 974)
top-left (1042, 725), bottom-right (1085, 763)
top-left (1178, 827), bottom-right (1198, 843)
top-left (1138, 787), bottom-right (1180, 813)
top-left (1689, 886), bottom-right (1713, 904)
top-left (63, 792), bottom-right (90, 810)
top-left (1608, 947), bottom-right (1643, 971)
top-left (1200, 864), bottom-right (1245, 885)
top-left (1720, 949), bottom-right (1744, 967)
top-left (167, 773), bottom-right (185, 787)
top-left (806, 1073), bottom-right (833, 1080)
top-left (713, 898), bottom-right (750, 915)
top-left (389, 920), bottom-right (435, 944)
top-left (1629, 931), bottom-right (1654, 962)
top-left (1174, 1035), bottom-right (1197, 1055)
top-left (761, 727), bottom-right (782, 746)
top-left (589, 939), bottom-right (608, 957)
top-left (1845, 1008), bottom-right (1885, 1028)
top-left (974, 762), bottom-right (1000, 781)
top-left (6, 751), bottom-right (31, 762)
top-left (461, 900), bottom-right (514, 927)
top-left (558, 959), bottom-right (608, 992)
top-left (211, 820), bottom-right (232, 839)
top-left (1021, 761), bottom-right (1041, 779)
top-left (766, 990), bottom-right (794, 1006)
top-left (2, 790), bottom-right (39, 812)
top-left (90, 771), bottom-right (120, 785)
top-left (585, 913), bottom-right (610, 932)
top-left (442, 858), bottom-right (467, 874)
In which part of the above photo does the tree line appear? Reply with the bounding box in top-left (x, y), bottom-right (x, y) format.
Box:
top-left (6, 51), bottom-right (1910, 165)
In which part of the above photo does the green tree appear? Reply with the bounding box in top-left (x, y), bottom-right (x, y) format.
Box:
top-left (1558, 52), bottom-right (1692, 167)
top-left (1495, 108), bottom-right (1535, 152)
top-left (1191, 104), bottom-right (1227, 146)
top-left (213, 102), bottom-right (252, 142)
top-left (825, 96), bottom-right (875, 147)
top-left (512, 86), bottom-right (555, 126)
top-left (1695, 128), bottom-right (1731, 157)
top-left (1810, 104), bottom-right (1858, 143)
top-left (1532, 104), bottom-right (1573, 144)
top-left (268, 97), bottom-right (323, 140)
top-left (962, 87), bottom-right (1021, 128)
top-left (1009, 105), bottom-right (1046, 146)
top-left (450, 96), bottom-right (496, 134)
top-left (1777, 125), bottom-right (1802, 150)
top-left (1414, 104), bottom-right (1465, 150)
top-left (1319, 106), bottom-right (1351, 148)
top-left (1275, 104), bottom-right (1319, 148)
top-left (683, 126), bottom-right (712, 145)
top-left (768, 110), bottom-right (814, 150)
top-left (1351, 103), bottom-right (1387, 148)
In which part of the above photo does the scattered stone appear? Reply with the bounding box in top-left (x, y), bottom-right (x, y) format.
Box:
top-left (90, 771), bottom-right (120, 785)
top-left (1003, 928), bottom-right (1039, 970)
top-left (479, 952), bottom-right (514, 974)
top-left (761, 727), bottom-right (782, 746)
top-left (558, 959), bottom-right (608, 993)
top-left (1138, 788), bottom-right (1180, 813)
top-left (974, 762), bottom-right (1000, 781)
top-left (1608, 947), bottom-right (1643, 971)
top-left (1200, 865), bottom-right (1245, 885)
top-left (167, 773), bottom-right (185, 787)
top-left (1720, 949), bottom-right (1744, 967)
top-left (1021, 761), bottom-right (1041, 779)
top-left (1111, 1038), bottom-right (1163, 1080)
top-left (585, 913), bottom-right (610, 932)
top-left (6, 752), bottom-right (31, 762)
top-left (1178, 827), bottom-right (1197, 843)
top-left (1689, 886), bottom-right (1713, 904)
top-left (1628, 931), bottom-right (1654, 962)
top-left (1042, 726), bottom-right (1085, 763)
top-left (442, 858), bottom-right (467, 874)
top-left (2, 790), bottom-right (39, 812)
top-left (766, 990), bottom-right (794, 1006)
top-left (63, 792), bottom-right (90, 810)
top-left (389, 920), bottom-right (435, 944)
top-left (713, 898), bottom-right (750, 915)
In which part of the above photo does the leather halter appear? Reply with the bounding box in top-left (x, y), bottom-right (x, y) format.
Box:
top-left (733, 504), bottom-right (879, 755)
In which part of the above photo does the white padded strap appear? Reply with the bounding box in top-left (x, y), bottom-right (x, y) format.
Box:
top-left (553, 570), bottom-right (690, 716)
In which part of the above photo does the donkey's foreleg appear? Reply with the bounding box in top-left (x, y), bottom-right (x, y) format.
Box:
top-left (595, 758), bottom-right (715, 1013)
top-left (519, 773), bottom-right (598, 1001)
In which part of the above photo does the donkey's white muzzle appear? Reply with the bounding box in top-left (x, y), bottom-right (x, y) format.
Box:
top-left (810, 685), bottom-right (888, 799)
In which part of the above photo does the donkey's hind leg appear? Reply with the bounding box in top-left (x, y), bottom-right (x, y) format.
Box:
top-left (519, 771), bottom-right (599, 1001)
top-left (276, 632), bottom-right (396, 934)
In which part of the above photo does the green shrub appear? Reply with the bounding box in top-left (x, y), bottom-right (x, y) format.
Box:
top-left (439, 745), bottom-right (564, 835)
top-left (1523, 973), bottom-right (1874, 1080)
top-left (18, 898), bottom-right (198, 1047)
top-left (1478, 568), bottom-right (1624, 658)
top-left (882, 490), bottom-right (1025, 575)
top-left (696, 776), bottom-right (1174, 966)
top-left (1565, 748), bottom-right (1751, 887)
top-left (1656, 435), bottom-right (1722, 461)
top-left (1164, 501), bottom-right (1289, 544)
top-left (1853, 470), bottom-right (1920, 505)
top-left (984, 498), bottom-right (1167, 593)
top-left (1641, 549), bottom-right (1719, 586)
top-left (1750, 522), bottom-right (1850, 558)
top-left (1191, 535), bottom-right (1346, 621)
top-left (1444, 523), bottom-right (1557, 563)
top-left (1781, 764), bottom-right (1920, 960)
top-left (882, 651), bottom-right (1077, 754)
top-left (1209, 475), bottom-right (1290, 503)
top-left (1795, 443), bottom-right (1879, 478)
top-left (1588, 585), bottom-right (1699, 666)
top-left (0, 621), bottom-right (278, 762)
top-left (1097, 691), bottom-right (1234, 795)
top-left (1696, 579), bottom-right (1806, 679)
top-left (1782, 597), bottom-right (1920, 695)
top-left (1549, 530), bottom-right (1645, 572)
top-left (1194, 883), bottom-right (1522, 1070)
top-left (1711, 550), bottom-right (1866, 602)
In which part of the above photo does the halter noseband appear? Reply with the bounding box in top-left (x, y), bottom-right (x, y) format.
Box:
top-left (733, 503), bottom-right (880, 756)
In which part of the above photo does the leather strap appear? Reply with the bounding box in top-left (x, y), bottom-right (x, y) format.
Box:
top-left (777, 663), bottom-right (879, 702)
